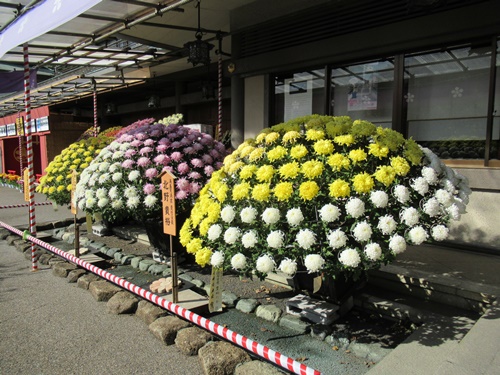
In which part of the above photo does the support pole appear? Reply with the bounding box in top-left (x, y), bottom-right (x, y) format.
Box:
top-left (23, 43), bottom-right (37, 271)
top-left (93, 79), bottom-right (98, 137)
top-left (216, 35), bottom-right (223, 141)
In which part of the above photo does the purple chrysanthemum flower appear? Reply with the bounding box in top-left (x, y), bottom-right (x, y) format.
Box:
top-left (190, 182), bottom-right (201, 194)
top-left (176, 178), bottom-right (190, 191)
top-left (171, 141), bottom-right (181, 149)
top-left (144, 139), bottom-right (155, 146)
top-left (191, 158), bottom-right (204, 168)
top-left (175, 190), bottom-right (189, 200)
top-left (158, 137), bottom-right (170, 145)
top-left (121, 159), bottom-right (135, 169)
top-left (137, 157), bottom-right (151, 167)
top-left (136, 133), bottom-right (147, 141)
top-left (183, 146), bottom-right (196, 155)
top-left (193, 143), bottom-right (204, 152)
top-left (154, 154), bottom-right (170, 165)
top-left (125, 149), bottom-right (137, 158)
top-left (209, 149), bottom-right (220, 159)
top-left (145, 168), bottom-right (158, 179)
top-left (170, 152), bottom-right (182, 162)
top-left (189, 171), bottom-right (202, 180)
top-left (139, 146), bottom-right (153, 155)
top-left (143, 183), bottom-right (156, 195)
top-left (162, 166), bottom-right (174, 174)
top-left (204, 165), bottom-right (214, 176)
top-left (130, 140), bottom-right (143, 147)
top-left (156, 144), bottom-right (168, 153)
top-left (202, 154), bottom-right (213, 164)
top-left (177, 162), bottom-right (190, 175)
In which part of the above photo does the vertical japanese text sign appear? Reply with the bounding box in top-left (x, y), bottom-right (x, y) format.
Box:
top-left (70, 170), bottom-right (78, 215)
top-left (23, 168), bottom-right (29, 202)
top-left (161, 171), bottom-right (176, 236)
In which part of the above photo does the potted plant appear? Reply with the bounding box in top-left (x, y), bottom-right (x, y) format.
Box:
top-left (180, 115), bottom-right (471, 302)
top-left (75, 114), bottom-right (227, 259)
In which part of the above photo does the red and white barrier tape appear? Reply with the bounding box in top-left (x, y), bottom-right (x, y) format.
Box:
top-left (93, 90), bottom-right (98, 137)
top-left (0, 202), bottom-right (53, 209)
top-left (0, 221), bottom-right (321, 375)
top-left (23, 43), bottom-right (37, 271)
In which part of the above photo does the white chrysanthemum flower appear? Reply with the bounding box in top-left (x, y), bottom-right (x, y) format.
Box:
top-left (370, 190), bottom-right (389, 208)
top-left (80, 172), bottom-right (91, 185)
top-left (77, 199), bottom-right (86, 210)
top-left (240, 207), bottom-right (258, 224)
top-left (401, 207), bottom-right (420, 226)
top-left (352, 221), bottom-right (372, 242)
top-left (267, 230), bottom-right (284, 248)
top-left (411, 177), bottom-right (429, 196)
top-left (108, 162), bottom-right (119, 173)
top-left (96, 188), bottom-right (107, 199)
top-left (221, 205), bottom-right (236, 223)
top-left (435, 189), bottom-right (453, 207)
top-left (207, 224), bottom-right (223, 241)
top-left (242, 230), bottom-right (258, 248)
top-left (85, 189), bottom-right (94, 199)
top-left (286, 208), bottom-right (304, 227)
top-left (112, 150), bottom-right (124, 160)
top-left (109, 141), bottom-right (120, 149)
top-left (443, 179), bottom-right (456, 193)
top-left (224, 227), bottom-right (241, 245)
top-left (88, 176), bottom-right (97, 187)
top-left (339, 248), bottom-right (361, 267)
top-left (389, 234), bottom-right (407, 254)
top-left (124, 186), bottom-right (138, 198)
top-left (304, 254), bottom-right (325, 273)
top-left (393, 185), bottom-right (410, 204)
top-left (296, 229), bottom-right (316, 250)
top-left (108, 186), bottom-right (119, 200)
top-left (210, 251), bottom-right (224, 267)
top-left (278, 258), bottom-right (297, 276)
top-left (256, 254), bottom-right (275, 274)
top-left (423, 198), bottom-right (441, 217)
top-left (364, 243), bottom-right (382, 261)
top-left (98, 162), bottom-right (110, 172)
top-left (408, 225), bottom-right (428, 245)
top-left (128, 170), bottom-right (140, 181)
top-left (111, 199), bottom-right (123, 209)
top-left (97, 197), bottom-right (109, 208)
top-left (231, 253), bottom-right (247, 270)
top-left (88, 163), bottom-right (99, 172)
top-left (112, 172), bottom-right (122, 182)
top-left (327, 229), bottom-right (347, 249)
top-left (421, 166), bottom-right (439, 185)
top-left (431, 225), bottom-right (449, 241)
top-left (126, 196), bottom-right (140, 209)
top-left (119, 142), bottom-right (130, 151)
top-left (85, 197), bottom-right (96, 208)
top-left (446, 204), bottom-right (461, 221)
top-left (101, 150), bottom-right (112, 160)
top-left (144, 195), bottom-right (158, 207)
top-left (345, 198), bottom-right (365, 218)
top-left (319, 204), bottom-right (340, 222)
top-left (377, 215), bottom-right (397, 235)
top-left (98, 173), bottom-right (110, 184)
top-left (262, 207), bottom-right (280, 225)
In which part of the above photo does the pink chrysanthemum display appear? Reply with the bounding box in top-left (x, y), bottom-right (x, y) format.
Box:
top-left (75, 121), bottom-right (227, 223)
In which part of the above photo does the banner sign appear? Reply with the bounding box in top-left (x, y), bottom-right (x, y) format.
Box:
top-left (0, 0), bottom-right (103, 59)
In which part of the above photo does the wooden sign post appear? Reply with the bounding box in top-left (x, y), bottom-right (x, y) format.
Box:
top-left (161, 171), bottom-right (178, 303)
top-left (23, 168), bottom-right (29, 202)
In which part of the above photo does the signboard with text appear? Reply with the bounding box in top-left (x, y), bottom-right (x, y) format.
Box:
top-left (161, 171), bottom-right (176, 236)
top-left (70, 170), bottom-right (78, 215)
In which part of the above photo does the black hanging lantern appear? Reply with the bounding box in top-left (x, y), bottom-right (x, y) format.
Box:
top-left (184, 0), bottom-right (213, 66)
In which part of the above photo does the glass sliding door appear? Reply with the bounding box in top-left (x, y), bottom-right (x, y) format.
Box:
top-left (274, 69), bottom-right (325, 124)
top-left (330, 60), bottom-right (395, 127)
top-left (405, 46), bottom-right (492, 160)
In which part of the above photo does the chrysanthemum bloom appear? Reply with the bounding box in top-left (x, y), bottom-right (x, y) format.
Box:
top-left (180, 115), bottom-right (470, 281)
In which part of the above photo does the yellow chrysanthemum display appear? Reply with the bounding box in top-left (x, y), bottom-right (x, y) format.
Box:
top-left (179, 114), bottom-right (469, 281)
top-left (36, 128), bottom-right (118, 205)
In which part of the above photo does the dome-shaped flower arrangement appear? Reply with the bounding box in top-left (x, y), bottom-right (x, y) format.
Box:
top-left (36, 129), bottom-right (118, 206)
top-left (0, 172), bottom-right (22, 191)
top-left (180, 115), bottom-right (471, 280)
top-left (74, 120), bottom-right (227, 224)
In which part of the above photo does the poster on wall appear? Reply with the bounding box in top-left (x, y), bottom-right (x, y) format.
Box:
top-left (0, 125), bottom-right (6, 137)
top-left (36, 116), bottom-right (49, 132)
top-left (6, 123), bottom-right (16, 136)
top-left (25, 119), bottom-right (36, 134)
top-left (347, 64), bottom-right (378, 111)
top-left (284, 77), bottom-right (313, 121)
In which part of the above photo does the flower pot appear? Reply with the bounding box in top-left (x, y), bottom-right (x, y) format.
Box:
top-left (143, 214), bottom-right (188, 259)
top-left (293, 271), bottom-right (366, 305)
